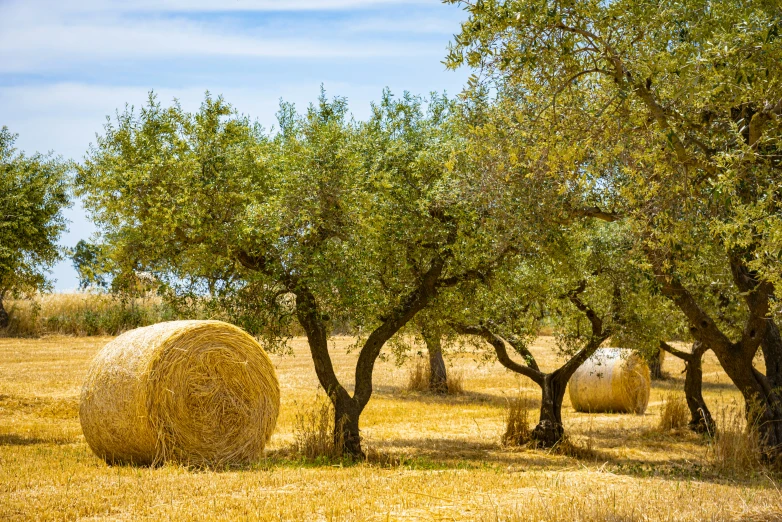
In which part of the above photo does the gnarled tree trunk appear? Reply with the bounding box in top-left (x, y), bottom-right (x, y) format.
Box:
top-left (0, 294), bottom-right (8, 330)
top-left (531, 372), bottom-right (568, 446)
top-left (649, 250), bottom-right (782, 460)
top-left (660, 341), bottom-right (715, 434)
top-left (648, 345), bottom-right (665, 380)
top-left (421, 325), bottom-right (448, 394)
top-left (683, 346), bottom-right (714, 434)
top-left (333, 394), bottom-right (363, 457)
top-left (452, 284), bottom-right (610, 448)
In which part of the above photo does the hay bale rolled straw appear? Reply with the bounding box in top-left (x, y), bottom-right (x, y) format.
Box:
top-left (568, 348), bottom-right (651, 414)
top-left (80, 320), bottom-right (280, 466)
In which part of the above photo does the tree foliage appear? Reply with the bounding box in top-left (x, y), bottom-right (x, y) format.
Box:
top-left (0, 127), bottom-right (70, 325)
top-left (445, 0), bottom-right (782, 456)
top-left (77, 89), bottom-right (517, 456)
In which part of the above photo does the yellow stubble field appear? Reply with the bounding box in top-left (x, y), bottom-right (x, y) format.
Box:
top-left (1, 335), bottom-right (780, 521)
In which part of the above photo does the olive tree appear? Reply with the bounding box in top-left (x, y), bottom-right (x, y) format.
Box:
top-left (0, 127), bottom-right (70, 328)
top-left (445, 0), bottom-right (782, 458)
top-left (443, 222), bottom-right (676, 446)
top-left (77, 91), bottom-right (516, 457)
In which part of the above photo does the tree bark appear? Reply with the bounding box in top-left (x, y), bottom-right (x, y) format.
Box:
top-left (531, 372), bottom-right (567, 446)
top-left (422, 325), bottom-right (448, 394)
top-left (333, 395), bottom-right (363, 458)
top-left (683, 344), bottom-right (715, 434)
top-left (0, 294), bottom-right (8, 330)
top-left (648, 250), bottom-right (782, 459)
top-left (660, 341), bottom-right (715, 434)
top-left (648, 345), bottom-right (665, 380)
top-left (759, 315), bottom-right (782, 390)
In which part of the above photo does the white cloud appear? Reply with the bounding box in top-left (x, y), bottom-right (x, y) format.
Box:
top-left (0, 20), bottom-right (427, 74)
top-left (16, 0), bottom-right (434, 14)
top-left (0, 0), bottom-right (452, 73)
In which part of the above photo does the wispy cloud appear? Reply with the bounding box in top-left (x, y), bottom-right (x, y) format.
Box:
top-left (0, 8), bottom-right (442, 73)
top-left (25, 0), bottom-right (435, 14)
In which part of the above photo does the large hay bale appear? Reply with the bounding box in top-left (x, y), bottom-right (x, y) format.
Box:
top-left (568, 348), bottom-right (650, 414)
top-left (79, 320), bottom-right (280, 466)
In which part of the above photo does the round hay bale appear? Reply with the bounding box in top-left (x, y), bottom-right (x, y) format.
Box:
top-left (568, 348), bottom-right (650, 414)
top-left (79, 320), bottom-right (280, 466)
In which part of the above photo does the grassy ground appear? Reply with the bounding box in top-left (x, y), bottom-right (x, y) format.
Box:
top-left (1, 335), bottom-right (780, 521)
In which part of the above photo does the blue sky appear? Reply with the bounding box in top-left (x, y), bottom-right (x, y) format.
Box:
top-left (0, 0), bottom-right (470, 290)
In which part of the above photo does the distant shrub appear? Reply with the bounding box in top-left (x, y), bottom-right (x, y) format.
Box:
top-left (1, 293), bottom-right (181, 337)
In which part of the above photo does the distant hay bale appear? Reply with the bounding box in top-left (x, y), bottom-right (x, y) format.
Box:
top-left (79, 320), bottom-right (280, 466)
top-left (568, 348), bottom-right (650, 414)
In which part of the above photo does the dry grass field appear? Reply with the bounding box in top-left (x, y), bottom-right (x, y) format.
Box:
top-left (1, 334), bottom-right (781, 521)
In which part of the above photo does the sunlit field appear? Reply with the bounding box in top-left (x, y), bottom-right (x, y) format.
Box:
top-left (1, 335), bottom-right (780, 521)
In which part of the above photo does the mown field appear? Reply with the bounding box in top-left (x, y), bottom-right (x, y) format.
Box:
top-left (1, 335), bottom-right (781, 521)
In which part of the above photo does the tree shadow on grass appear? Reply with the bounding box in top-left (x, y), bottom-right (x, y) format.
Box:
top-left (651, 377), bottom-right (738, 393)
top-left (0, 433), bottom-right (74, 446)
top-left (372, 384), bottom-right (518, 408)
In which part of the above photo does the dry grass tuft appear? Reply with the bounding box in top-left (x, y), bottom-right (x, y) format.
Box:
top-left (549, 435), bottom-right (598, 460)
top-left (293, 393), bottom-right (344, 459)
top-left (708, 400), bottom-right (763, 474)
top-left (405, 357), bottom-right (463, 394)
top-left (658, 392), bottom-right (689, 431)
top-left (502, 392), bottom-right (534, 447)
top-left (406, 357), bottom-right (430, 392)
top-left (446, 369), bottom-right (464, 394)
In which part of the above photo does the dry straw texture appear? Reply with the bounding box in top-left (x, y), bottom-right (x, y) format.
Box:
top-left (79, 320), bottom-right (280, 467)
top-left (568, 348), bottom-right (650, 414)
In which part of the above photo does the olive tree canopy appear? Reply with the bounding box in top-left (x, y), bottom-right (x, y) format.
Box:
top-left (0, 127), bottom-right (70, 327)
top-left (444, 0), bottom-right (782, 457)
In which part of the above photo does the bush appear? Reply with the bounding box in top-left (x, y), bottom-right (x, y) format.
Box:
top-left (1, 293), bottom-right (181, 337)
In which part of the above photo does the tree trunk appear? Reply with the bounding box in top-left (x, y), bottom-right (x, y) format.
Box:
top-left (647, 250), bottom-right (782, 459)
top-left (715, 349), bottom-right (782, 460)
top-left (683, 344), bottom-right (715, 434)
top-left (760, 320), bottom-right (782, 390)
top-left (333, 395), bottom-right (364, 459)
top-left (649, 346), bottom-right (665, 380)
top-left (0, 295), bottom-right (8, 330)
top-left (531, 373), bottom-right (567, 447)
top-left (422, 326), bottom-right (448, 394)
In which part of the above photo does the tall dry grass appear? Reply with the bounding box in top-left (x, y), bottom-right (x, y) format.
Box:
top-left (1, 293), bottom-right (180, 337)
top-left (708, 399), bottom-right (763, 474)
top-left (502, 392), bottom-right (534, 446)
top-left (405, 356), bottom-right (463, 394)
top-left (292, 394), bottom-right (344, 459)
top-left (657, 392), bottom-right (689, 431)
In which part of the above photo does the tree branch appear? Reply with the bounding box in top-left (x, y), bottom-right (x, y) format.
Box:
top-left (659, 340), bottom-right (695, 363)
top-left (451, 322), bottom-right (545, 385)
